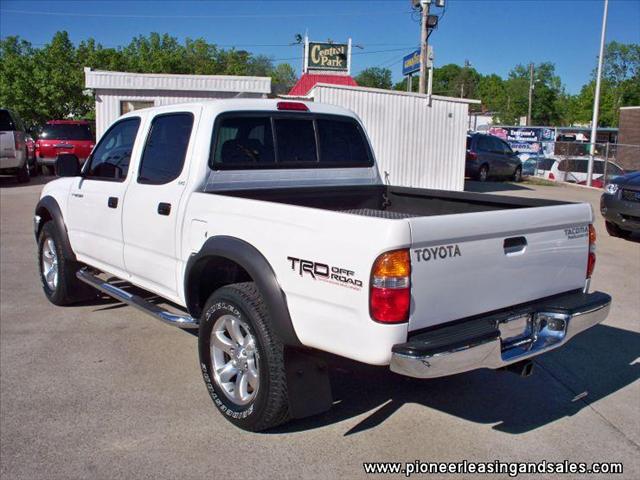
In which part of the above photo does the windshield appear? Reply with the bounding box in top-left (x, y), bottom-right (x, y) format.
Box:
top-left (39, 124), bottom-right (93, 141)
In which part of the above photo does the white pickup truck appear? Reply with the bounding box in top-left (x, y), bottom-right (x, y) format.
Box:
top-left (35, 99), bottom-right (611, 431)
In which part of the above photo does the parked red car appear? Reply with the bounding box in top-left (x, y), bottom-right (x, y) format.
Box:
top-left (36, 120), bottom-right (94, 174)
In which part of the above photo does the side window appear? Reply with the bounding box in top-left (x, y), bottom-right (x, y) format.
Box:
top-left (592, 161), bottom-right (605, 174)
top-left (138, 113), bottom-right (194, 184)
top-left (85, 117), bottom-right (140, 181)
top-left (274, 118), bottom-right (317, 163)
top-left (608, 164), bottom-right (623, 175)
top-left (477, 136), bottom-right (491, 152)
top-left (576, 160), bottom-right (589, 173)
top-left (489, 137), bottom-right (505, 153)
top-left (500, 140), bottom-right (513, 154)
top-left (212, 116), bottom-right (275, 167)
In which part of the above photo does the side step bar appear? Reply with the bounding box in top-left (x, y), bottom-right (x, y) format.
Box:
top-left (76, 268), bottom-right (199, 330)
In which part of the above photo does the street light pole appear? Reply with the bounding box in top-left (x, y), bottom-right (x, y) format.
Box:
top-left (587, 0), bottom-right (609, 187)
top-left (527, 63), bottom-right (534, 126)
top-left (418, 0), bottom-right (430, 94)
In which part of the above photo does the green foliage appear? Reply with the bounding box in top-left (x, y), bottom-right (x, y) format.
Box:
top-left (271, 63), bottom-right (298, 96)
top-left (354, 67), bottom-right (392, 89)
top-left (1, 31), bottom-right (637, 131)
top-left (0, 31), bottom-right (298, 129)
top-left (394, 42), bottom-right (638, 128)
top-left (566, 42), bottom-right (640, 127)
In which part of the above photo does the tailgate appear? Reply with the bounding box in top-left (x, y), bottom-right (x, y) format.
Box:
top-left (407, 202), bottom-right (593, 331)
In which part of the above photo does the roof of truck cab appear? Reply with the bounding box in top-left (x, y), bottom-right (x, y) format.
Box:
top-left (118, 98), bottom-right (360, 120)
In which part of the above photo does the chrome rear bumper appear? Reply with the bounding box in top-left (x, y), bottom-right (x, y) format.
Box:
top-left (390, 291), bottom-right (611, 379)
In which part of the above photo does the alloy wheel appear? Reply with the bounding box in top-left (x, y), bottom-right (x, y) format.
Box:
top-left (210, 314), bottom-right (259, 405)
top-left (41, 236), bottom-right (59, 290)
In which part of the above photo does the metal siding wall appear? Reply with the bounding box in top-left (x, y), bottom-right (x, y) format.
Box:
top-left (94, 89), bottom-right (264, 139)
top-left (85, 69), bottom-right (271, 93)
top-left (314, 86), bottom-right (468, 191)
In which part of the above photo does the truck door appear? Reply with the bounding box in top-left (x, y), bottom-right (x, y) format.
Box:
top-left (122, 109), bottom-right (198, 298)
top-left (66, 117), bottom-right (142, 273)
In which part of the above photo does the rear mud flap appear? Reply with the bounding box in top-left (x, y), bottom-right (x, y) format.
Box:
top-left (284, 348), bottom-right (333, 419)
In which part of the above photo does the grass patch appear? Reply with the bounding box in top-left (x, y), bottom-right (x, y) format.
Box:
top-left (522, 176), bottom-right (558, 187)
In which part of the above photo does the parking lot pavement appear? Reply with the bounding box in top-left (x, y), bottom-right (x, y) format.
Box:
top-left (1, 177), bottom-right (639, 479)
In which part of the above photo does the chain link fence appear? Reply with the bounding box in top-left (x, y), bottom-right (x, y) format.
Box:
top-left (521, 141), bottom-right (640, 188)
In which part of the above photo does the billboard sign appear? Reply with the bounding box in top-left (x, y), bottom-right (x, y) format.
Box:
top-left (307, 42), bottom-right (349, 71)
top-left (489, 126), bottom-right (555, 156)
top-left (402, 50), bottom-right (421, 76)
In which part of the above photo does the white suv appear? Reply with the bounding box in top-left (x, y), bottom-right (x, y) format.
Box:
top-left (0, 108), bottom-right (30, 183)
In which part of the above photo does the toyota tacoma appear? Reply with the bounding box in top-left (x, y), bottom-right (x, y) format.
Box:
top-left (34, 99), bottom-right (611, 431)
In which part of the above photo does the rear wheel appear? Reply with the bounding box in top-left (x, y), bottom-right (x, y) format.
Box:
top-left (605, 221), bottom-right (632, 239)
top-left (477, 164), bottom-right (489, 182)
top-left (198, 282), bottom-right (290, 431)
top-left (16, 162), bottom-right (30, 183)
top-left (512, 166), bottom-right (523, 182)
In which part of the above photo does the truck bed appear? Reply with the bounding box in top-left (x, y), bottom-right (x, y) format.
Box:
top-left (214, 184), bottom-right (570, 218)
top-left (212, 184), bottom-right (590, 333)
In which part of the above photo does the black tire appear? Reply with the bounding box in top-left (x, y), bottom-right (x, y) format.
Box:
top-left (605, 221), bottom-right (632, 239)
top-left (198, 282), bottom-right (289, 432)
top-left (477, 164), bottom-right (489, 182)
top-left (29, 158), bottom-right (39, 177)
top-left (41, 164), bottom-right (52, 176)
top-left (16, 162), bottom-right (30, 183)
top-left (38, 221), bottom-right (94, 305)
top-left (512, 166), bottom-right (523, 182)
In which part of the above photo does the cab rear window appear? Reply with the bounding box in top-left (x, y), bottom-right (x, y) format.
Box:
top-left (210, 113), bottom-right (373, 170)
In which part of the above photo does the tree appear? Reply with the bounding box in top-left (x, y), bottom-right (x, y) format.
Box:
top-left (563, 42), bottom-right (639, 127)
top-left (0, 31), bottom-right (299, 128)
top-left (355, 67), bottom-right (392, 89)
top-left (393, 76), bottom-right (418, 92)
top-left (271, 63), bottom-right (298, 95)
top-left (476, 74), bottom-right (505, 113)
top-left (0, 36), bottom-right (37, 129)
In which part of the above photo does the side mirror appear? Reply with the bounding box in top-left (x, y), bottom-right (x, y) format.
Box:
top-left (55, 154), bottom-right (81, 177)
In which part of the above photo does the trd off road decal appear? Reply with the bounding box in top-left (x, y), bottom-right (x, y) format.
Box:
top-left (413, 244), bottom-right (462, 263)
top-left (564, 226), bottom-right (588, 240)
top-left (287, 257), bottom-right (363, 290)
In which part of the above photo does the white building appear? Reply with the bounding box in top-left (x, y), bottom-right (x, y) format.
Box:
top-left (84, 68), bottom-right (271, 138)
top-left (305, 83), bottom-right (479, 191)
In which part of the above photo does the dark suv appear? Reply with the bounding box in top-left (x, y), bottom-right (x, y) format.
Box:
top-left (465, 133), bottom-right (523, 182)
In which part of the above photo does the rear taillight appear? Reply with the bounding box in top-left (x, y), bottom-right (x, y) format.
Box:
top-left (549, 172), bottom-right (555, 180)
top-left (587, 224), bottom-right (596, 279)
top-left (370, 249), bottom-right (411, 323)
top-left (14, 133), bottom-right (25, 151)
top-left (466, 151), bottom-right (477, 161)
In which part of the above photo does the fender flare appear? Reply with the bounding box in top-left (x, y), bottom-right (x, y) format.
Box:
top-left (185, 235), bottom-right (302, 347)
top-left (34, 196), bottom-right (76, 261)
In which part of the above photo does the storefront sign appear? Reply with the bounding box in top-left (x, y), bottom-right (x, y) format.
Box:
top-left (307, 42), bottom-right (349, 71)
top-left (402, 50), bottom-right (421, 76)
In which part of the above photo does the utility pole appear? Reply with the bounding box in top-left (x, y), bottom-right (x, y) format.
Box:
top-left (418, 0), bottom-right (430, 94)
top-left (527, 63), bottom-right (534, 126)
top-left (587, 0), bottom-right (609, 187)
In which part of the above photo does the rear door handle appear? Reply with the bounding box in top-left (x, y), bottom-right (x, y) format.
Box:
top-left (157, 202), bottom-right (171, 216)
top-left (108, 197), bottom-right (118, 208)
top-left (504, 236), bottom-right (527, 255)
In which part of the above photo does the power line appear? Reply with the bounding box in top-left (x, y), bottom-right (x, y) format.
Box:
top-left (272, 46), bottom-right (417, 62)
top-left (0, 8), bottom-right (411, 19)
